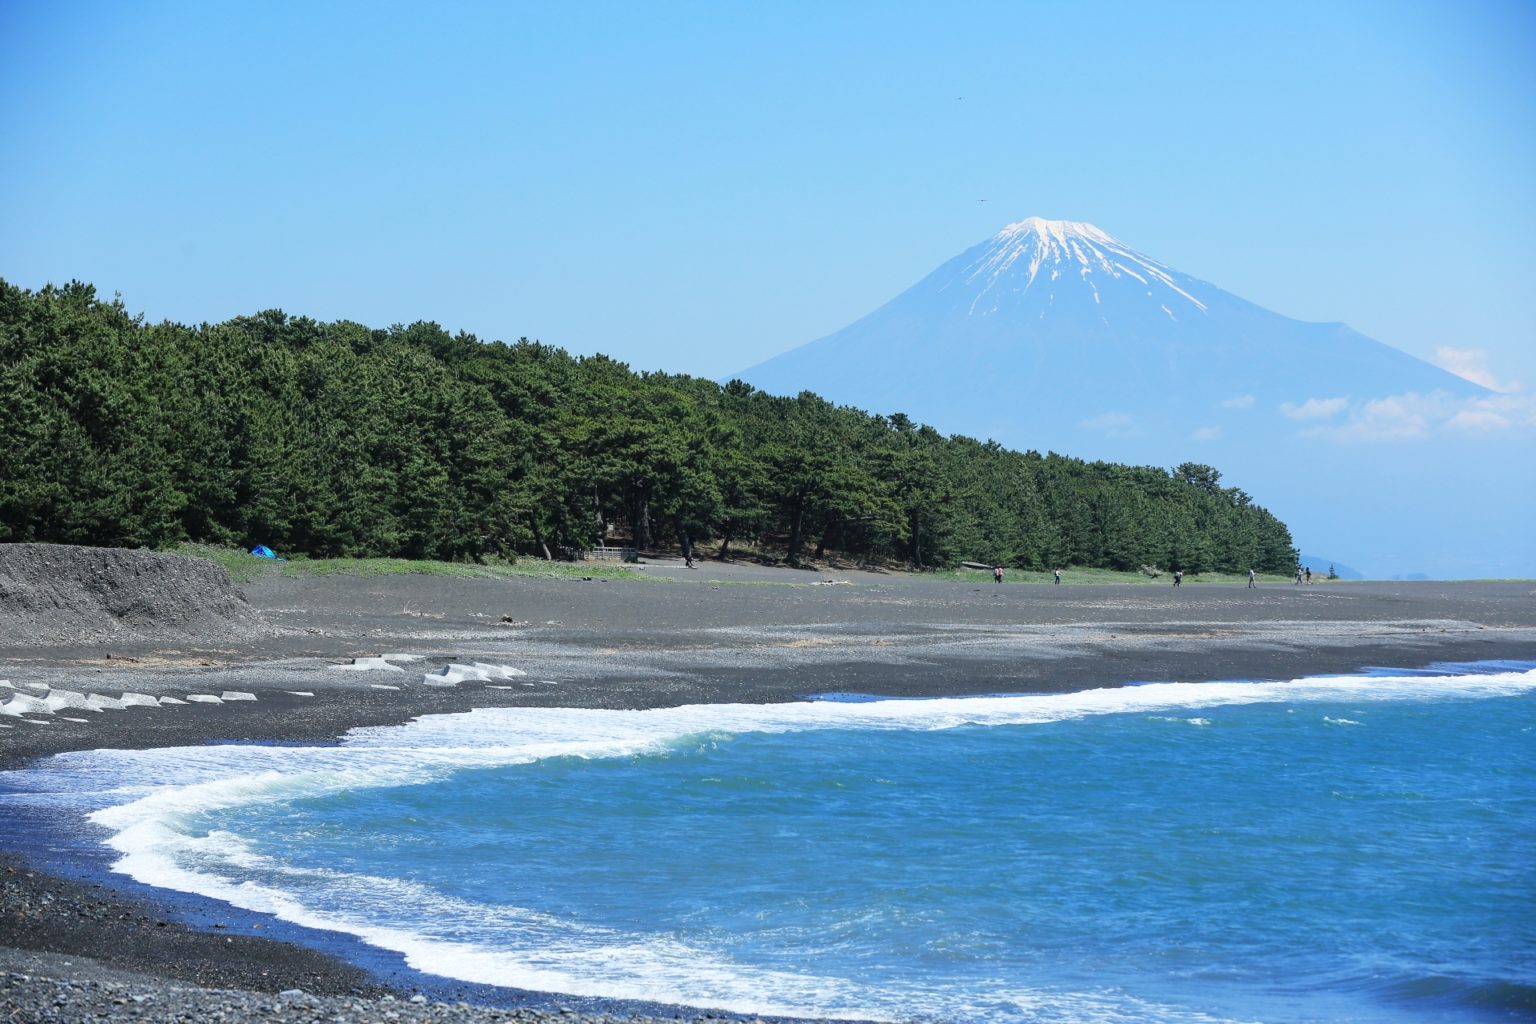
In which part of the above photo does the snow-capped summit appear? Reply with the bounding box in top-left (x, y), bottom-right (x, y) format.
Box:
top-left (999, 215), bottom-right (1108, 240)
top-left (946, 218), bottom-right (1210, 322)
top-left (964, 217), bottom-right (1208, 317)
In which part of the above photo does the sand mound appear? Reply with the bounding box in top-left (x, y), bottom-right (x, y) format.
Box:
top-left (0, 544), bottom-right (263, 647)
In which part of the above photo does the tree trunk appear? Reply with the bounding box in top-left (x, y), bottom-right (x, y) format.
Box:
top-left (909, 508), bottom-right (923, 569)
top-left (717, 526), bottom-right (734, 561)
top-left (528, 514), bottom-right (553, 561)
top-left (632, 495), bottom-right (654, 551)
top-left (786, 499), bottom-right (806, 565)
top-left (815, 518), bottom-right (843, 561)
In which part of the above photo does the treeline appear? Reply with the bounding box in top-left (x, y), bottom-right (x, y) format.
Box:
top-left (0, 281), bottom-right (1297, 573)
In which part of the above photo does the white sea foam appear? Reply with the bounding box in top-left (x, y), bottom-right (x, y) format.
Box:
top-left (4, 667), bottom-right (1532, 1021)
top-left (334, 669), bottom-right (1536, 761)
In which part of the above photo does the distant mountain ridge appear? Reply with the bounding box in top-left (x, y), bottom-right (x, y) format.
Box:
top-left (735, 218), bottom-right (1531, 578)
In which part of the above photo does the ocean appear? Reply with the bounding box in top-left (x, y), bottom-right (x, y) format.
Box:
top-left (5, 662), bottom-right (1534, 1023)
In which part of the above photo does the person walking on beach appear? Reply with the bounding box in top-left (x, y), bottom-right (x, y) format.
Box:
top-left (1295, 566), bottom-right (1303, 585)
top-left (1053, 567), bottom-right (1062, 585)
top-left (1304, 566), bottom-right (1312, 585)
top-left (1248, 568), bottom-right (1256, 588)
top-left (1173, 569), bottom-right (1183, 587)
top-left (993, 565), bottom-right (1004, 584)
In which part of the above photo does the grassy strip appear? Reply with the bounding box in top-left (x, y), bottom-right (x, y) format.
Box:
top-left (952, 567), bottom-right (1304, 586)
top-left (176, 544), bottom-right (285, 583)
top-left (172, 544), bottom-right (644, 582)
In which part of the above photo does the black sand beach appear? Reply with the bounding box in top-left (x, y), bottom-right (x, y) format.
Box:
top-left (4, 546), bottom-right (1535, 1022)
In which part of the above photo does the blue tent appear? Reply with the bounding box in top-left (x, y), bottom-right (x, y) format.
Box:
top-left (250, 545), bottom-right (277, 559)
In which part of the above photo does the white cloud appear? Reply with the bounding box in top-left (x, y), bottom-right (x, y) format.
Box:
top-left (1280, 397), bottom-right (1349, 420)
top-left (1348, 395), bottom-right (1430, 439)
top-left (1219, 394), bottom-right (1255, 410)
top-left (1079, 411), bottom-right (1137, 435)
top-left (1486, 393), bottom-right (1536, 426)
top-left (1299, 390), bottom-right (1536, 442)
top-left (1191, 425), bottom-right (1222, 440)
top-left (1433, 347), bottom-right (1521, 393)
top-left (1450, 392), bottom-right (1536, 431)
top-left (1446, 409), bottom-right (1511, 432)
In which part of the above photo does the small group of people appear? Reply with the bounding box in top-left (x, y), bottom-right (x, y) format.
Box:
top-left (1294, 565), bottom-right (1312, 585)
top-left (1174, 568), bottom-right (1261, 587)
top-left (984, 565), bottom-right (1278, 588)
top-left (991, 566), bottom-right (1064, 584)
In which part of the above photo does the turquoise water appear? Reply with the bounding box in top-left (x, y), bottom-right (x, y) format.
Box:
top-left (7, 665), bottom-right (1536, 1022)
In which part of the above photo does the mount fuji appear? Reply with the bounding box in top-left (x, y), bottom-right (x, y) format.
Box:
top-left (735, 218), bottom-right (1533, 578)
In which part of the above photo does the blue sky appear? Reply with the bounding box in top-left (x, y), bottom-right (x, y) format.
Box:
top-left (3, 0), bottom-right (1534, 388)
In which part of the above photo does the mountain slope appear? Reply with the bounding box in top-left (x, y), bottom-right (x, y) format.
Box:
top-left (739, 218), bottom-right (1483, 450)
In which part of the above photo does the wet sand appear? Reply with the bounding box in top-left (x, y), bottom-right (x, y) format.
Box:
top-left (3, 562), bottom-right (1534, 1021)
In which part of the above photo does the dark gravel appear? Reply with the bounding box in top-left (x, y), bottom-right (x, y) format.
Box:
top-left (0, 963), bottom-right (764, 1024)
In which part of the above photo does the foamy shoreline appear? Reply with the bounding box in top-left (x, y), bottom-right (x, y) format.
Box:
top-left (4, 566), bottom-right (1535, 1021)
